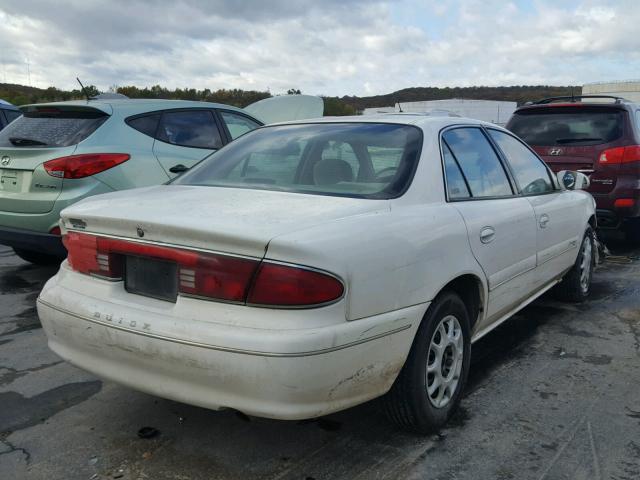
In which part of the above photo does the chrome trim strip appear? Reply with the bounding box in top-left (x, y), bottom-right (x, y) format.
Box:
top-left (37, 298), bottom-right (411, 358)
top-left (63, 229), bottom-right (264, 260)
top-left (537, 243), bottom-right (577, 267)
top-left (489, 264), bottom-right (536, 291)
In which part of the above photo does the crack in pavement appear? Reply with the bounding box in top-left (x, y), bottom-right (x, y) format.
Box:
top-left (0, 437), bottom-right (31, 465)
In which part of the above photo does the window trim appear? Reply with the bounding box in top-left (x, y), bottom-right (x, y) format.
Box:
top-left (439, 125), bottom-right (518, 203)
top-left (485, 127), bottom-right (559, 197)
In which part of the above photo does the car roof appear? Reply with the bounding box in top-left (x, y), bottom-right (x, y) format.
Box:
top-left (0, 99), bottom-right (19, 110)
top-left (269, 113), bottom-right (494, 131)
top-left (19, 98), bottom-right (248, 116)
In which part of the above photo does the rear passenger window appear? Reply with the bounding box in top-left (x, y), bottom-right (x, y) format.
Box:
top-left (442, 143), bottom-right (470, 199)
top-left (488, 129), bottom-right (554, 195)
top-left (126, 114), bottom-right (160, 137)
top-left (219, 111), bottom-right (260, 139)
top-left (443, 128), bottom-right (513, 198)
top-left (157, 110), bottom-right (222, 149)
top-left (321, 141), bottom-right (360, 180)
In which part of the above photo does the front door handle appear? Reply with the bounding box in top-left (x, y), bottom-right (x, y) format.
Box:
top-left (539, 214), bottom-right (549, 229)
top-left (480, 226), bottom-right (495, 244)
top-left (169, 164), bottom-right (189, 174)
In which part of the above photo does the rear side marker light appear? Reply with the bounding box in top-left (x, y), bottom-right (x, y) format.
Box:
top-left (599, 146), bottom-right (640, 164)
top-left (63, 232), bottom-right (344, 307)
top-left (614, 198), bottom-right (635, 208)
top-left (44, 153), bottom-right (130, 179)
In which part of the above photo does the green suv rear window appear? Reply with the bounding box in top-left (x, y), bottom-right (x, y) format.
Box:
top-left (0, 108), bottom-right (108, 148)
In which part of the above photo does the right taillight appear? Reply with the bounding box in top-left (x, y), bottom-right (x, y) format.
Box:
top-left (63, 232), bottom-right (344, 307)
top-left (247, 263), bottom-right (344, 307)
top-left (598, 145), bottom-right (640, 164)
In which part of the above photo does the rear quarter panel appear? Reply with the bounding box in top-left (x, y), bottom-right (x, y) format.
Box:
top-left (79, 113), bottom-right (169, 190)
top-left (265, 203), bottom-right (486, 321)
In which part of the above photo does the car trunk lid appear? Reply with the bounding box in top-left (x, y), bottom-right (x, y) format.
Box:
top-left (60, 185), bottom-right (387, 258)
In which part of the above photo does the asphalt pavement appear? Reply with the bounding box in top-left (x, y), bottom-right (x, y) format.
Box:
top-left (0, 233), bottom-right (639, 480)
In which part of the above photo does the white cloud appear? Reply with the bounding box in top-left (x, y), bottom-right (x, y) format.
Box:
top-left (0, 0), bottom-right (639, 96)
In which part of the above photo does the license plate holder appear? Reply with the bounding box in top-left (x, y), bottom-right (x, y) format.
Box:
top-left (0, 169), bottom-right (20, 192)
top-left (125, 256), bottom-right (178, 302)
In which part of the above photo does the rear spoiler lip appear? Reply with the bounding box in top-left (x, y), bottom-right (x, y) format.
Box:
top-left (19, 102), bottom-right (113, 116)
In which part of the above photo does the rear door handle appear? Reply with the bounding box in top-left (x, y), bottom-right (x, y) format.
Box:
top-left (539, 214), bottom-right (549, 229)
top-left (480, 226), bottom-right (495, 244)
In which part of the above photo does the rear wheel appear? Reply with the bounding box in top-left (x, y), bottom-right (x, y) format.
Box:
top-left (13, 248), bottom-right (63, 266)
top-left (384, 291), bottom-right (471, 433)
top-left (554, 227), bottom-right (594, 302)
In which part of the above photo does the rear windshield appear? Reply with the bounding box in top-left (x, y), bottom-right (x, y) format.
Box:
top-left (173, 123), bottom-right (423, 199)
top-left (508, 107), bottom-right (624, 146)
top-left (0, 109), bottom-right (108, 148)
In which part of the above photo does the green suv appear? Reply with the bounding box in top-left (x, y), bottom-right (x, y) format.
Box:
top-left (0, 96), bottom-right (322, 264)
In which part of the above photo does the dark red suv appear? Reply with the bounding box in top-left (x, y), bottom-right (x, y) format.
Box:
top-left (507, 95), bottom-right (640, 241)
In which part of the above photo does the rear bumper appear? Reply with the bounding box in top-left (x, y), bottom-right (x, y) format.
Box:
top-left (0, 225), bottom-right (65, 256)
top-left (37, 268), bottom-right (425, 420)
top-left (591, 176), bottom-right (640, 228)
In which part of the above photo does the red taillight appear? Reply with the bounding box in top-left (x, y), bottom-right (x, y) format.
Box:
top-left (63, 232), bottom-right (344, 307)
top-left (63, 232), bottom-right (124, 279)
top-left (49, 226), bottom-right (61, 235)
top-left (598, 145), bottom-right (640, 165)
top-left (178, 255), bottom-right (259, 302)
top-left (44, 153), bottom-right (130, 179)
top-left (247, 263), bottom-right (344, 307)
top-left (615, 198), bottom-right (635, 208)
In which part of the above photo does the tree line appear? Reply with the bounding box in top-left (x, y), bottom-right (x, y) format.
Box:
top-left (0, 82), bottom-right (582, 115)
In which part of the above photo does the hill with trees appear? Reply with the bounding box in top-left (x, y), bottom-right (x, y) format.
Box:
top-left (0, 82), bottom-right (581, 116)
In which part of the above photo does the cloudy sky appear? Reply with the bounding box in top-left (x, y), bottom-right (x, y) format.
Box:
top-left (0, 0), bottom-right (638, 96)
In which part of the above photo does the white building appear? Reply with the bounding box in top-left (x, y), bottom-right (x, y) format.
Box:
top-left (582, 81), bottom-right (640, 103)
top-left (362, 99), bottom-right (517, 125)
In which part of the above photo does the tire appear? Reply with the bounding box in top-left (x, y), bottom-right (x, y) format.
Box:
top-left (624, 218), bottom-right (640, 244)
top-left (384, 291), bottom-right (471, 434)
top-left (13, 248), bottom-right (63, 266)
top-left (554, 227), bottom-right (595, 302)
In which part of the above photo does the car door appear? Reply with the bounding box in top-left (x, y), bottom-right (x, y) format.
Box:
top-left (442, 127), bottom-right (538, 327)
top-left (487, 128), bottom-right (585, 284)
top-left (152, 109), bottom-right (223, 177)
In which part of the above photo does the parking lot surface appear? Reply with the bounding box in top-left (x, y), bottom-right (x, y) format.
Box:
top-left (0, 234), bottom-right (639, 480)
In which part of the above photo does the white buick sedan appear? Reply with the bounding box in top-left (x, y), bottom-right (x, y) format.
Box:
top-left (37, 115), bottom-right (596, 433)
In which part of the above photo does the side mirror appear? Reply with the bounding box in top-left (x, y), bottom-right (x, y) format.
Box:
top-left (557, 170), bottom-right (590, 190)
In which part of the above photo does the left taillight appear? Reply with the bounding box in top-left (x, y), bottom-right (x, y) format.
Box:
top-left (63, 232), bottom-right (344, 307)
top-left (44, 153), bottom-right (130, 179)
top-left (63, 232), bottom-right (123, 279)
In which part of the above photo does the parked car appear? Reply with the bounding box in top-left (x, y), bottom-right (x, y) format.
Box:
top-left (0, 99), bottom-right (21, 130)
top-left (0, 95), bottom-right (322, 264)
top-left (37, 115), bottom-right (596, 433)
top-left (506, 95), bottom-right (640, 241)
